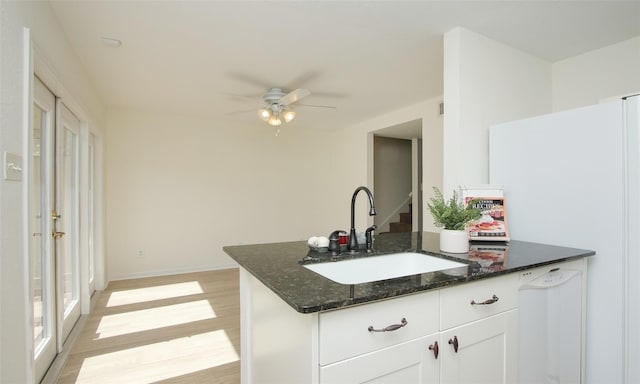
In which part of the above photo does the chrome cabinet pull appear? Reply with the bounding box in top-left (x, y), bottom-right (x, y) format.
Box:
top-left (470, 294), bottom-right (499, 305)
top-left (368, 318), bottom-right (407, 332)
top-left (429, 341), bottom-right (439, 359)
top-left (448, 335), bottom-right (459, 353)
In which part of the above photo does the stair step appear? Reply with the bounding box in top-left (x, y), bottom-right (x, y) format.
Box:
top-left (389, 222), bottom-right (412, 233)
top-left (399, 212), bottom-right (412, 224)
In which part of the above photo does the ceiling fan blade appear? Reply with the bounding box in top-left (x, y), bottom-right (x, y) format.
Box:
top-left (279, 88), bottom-right (311, 106)
top-left (296, 103), bottom-right (337, 109)
top-left (224, 108), bottom-right (258, 116)
top-left (222, 92), bottom-right (262, 102)
top-left (227, 72), bottom-right (273, 90)
top-left (286, 71), bottom-right (320, 90)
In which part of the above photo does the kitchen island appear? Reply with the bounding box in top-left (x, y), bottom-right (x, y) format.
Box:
top-left (224, 232), bottom-right (594, 384)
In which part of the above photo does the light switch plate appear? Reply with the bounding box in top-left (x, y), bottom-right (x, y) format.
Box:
top-left (4, 151), bottom-right (23, 181)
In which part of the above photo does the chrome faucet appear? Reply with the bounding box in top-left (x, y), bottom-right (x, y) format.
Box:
top-left (348, 186), bottom-right (377, 252)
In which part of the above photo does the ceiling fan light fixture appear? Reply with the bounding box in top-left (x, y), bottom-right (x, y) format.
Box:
top-left (283, 110), bottom-right (296, 123)
top-left (258, 108), bottom-right (271, 121)
top-left (268, 115), bottom-right (282, 126)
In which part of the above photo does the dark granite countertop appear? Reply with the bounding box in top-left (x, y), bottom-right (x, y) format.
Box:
top-left (223, 232), bottom-right (594, 314)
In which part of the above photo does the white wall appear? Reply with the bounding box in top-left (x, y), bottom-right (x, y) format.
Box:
top-left (0, 1), bottom-right (104, 382)
top-left (442, 27), bottom-right (552, 193)
top-left (552, 36), bottom-right (640, 111)
top-left (103, 97), bottom-right (442, 281)
top-left (104, 109), bottom-right (346, 280)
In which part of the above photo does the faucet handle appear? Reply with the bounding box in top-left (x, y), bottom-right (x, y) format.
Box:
top-left (328, 230), bottom-right (343, 255)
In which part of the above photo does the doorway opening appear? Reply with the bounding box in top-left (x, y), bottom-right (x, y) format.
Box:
top-left (372, 119), bottom-right (423, 234)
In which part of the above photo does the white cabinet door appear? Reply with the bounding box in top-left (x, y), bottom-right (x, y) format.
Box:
top-left (440, 310), bottom-right (518, 384)
top-left (320, 335), bottom-right (440, 384)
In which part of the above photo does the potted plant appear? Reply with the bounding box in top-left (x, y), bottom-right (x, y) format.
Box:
top-left (427, 187), bottom-right (481, 253)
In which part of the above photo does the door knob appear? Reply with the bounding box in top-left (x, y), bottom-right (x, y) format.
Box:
top-left (52, 231), bottom-right (66, 239)
top-left (428, 341), bottom-right (439, 359)
top-left (448, 336), bottom-right (459, 353)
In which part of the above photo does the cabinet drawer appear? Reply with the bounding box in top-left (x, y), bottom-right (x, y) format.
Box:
top-left (440, 273), bottom-right (518, 330)
top-left (320, 335), bottom-right (439, 384)
top-left (319, 290), bottom-right (439, 365)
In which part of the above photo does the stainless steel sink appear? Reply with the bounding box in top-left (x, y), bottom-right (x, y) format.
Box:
top-left (302, 252), bottom-right (467, 284)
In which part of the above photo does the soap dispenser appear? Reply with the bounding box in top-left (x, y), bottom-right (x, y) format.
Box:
top-left (365, 225), bottom-right (377, 252)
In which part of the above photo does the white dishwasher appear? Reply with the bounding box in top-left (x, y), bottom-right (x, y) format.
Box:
top-left (518, 260), bottom-right (587, 384)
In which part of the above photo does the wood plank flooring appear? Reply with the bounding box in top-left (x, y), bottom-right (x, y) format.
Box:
top-left (56, 269), bottom-right (240, 384)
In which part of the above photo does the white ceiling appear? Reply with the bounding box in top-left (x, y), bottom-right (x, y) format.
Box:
top-left (48, 1), bottom-right (640, 132)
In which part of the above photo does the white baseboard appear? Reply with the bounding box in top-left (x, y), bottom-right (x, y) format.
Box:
top-left (107, 263), bottom-right (240, 283)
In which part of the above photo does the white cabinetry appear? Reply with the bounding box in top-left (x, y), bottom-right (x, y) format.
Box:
top-left (317, 273), bottom-right (518, 384)
top-left (320, 335), bottom-right (440, 383)
top-left (319, 290), bottom-right (439, 365)
top-left (319, 291), bottom-right (440, 383)
top-left (240, 270), bottom-right (519, 384)
top-left (440, 312), bottom-right (518, 384)
top-left (439, 273), bottom-right (519, 384)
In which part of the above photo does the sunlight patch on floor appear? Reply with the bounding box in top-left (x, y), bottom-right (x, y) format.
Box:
top-left (95, 300), bottom-right (216, 339)
top-left (75, 330), bottom-right (239, 384)
top-left (106, 281), bottom-right (204, 307)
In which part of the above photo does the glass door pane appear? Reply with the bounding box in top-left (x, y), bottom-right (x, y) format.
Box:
top-left (60, 126), bottom-right (77, 313)
top-left (88, 133), bottom-right (96, 293)
top-left (32, 103), bottom-right (47, 351)
top-left (56, 102), bottom-right (81, 342)
top-left (32, 77), bottom-right (56, 382)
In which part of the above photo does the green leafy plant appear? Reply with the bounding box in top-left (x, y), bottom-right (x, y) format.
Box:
top-left (427, 187), bottom-right (481, 230)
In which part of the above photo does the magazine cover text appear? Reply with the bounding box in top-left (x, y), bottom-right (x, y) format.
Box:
top-left (465, 197), bottom-right (510, 241)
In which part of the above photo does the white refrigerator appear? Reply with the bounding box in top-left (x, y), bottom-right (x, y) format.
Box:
top-left (489, 95), bottom-right (639, 384)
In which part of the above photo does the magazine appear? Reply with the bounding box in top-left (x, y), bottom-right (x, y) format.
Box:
top-left (465, 197), bottom-right (510, 241)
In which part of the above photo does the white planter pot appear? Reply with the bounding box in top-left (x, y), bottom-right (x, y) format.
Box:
top-left (439, 229), bottom-right (469, 253)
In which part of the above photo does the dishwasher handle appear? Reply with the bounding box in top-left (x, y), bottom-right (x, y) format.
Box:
top-left (520, 268), bottom-right (581, 290)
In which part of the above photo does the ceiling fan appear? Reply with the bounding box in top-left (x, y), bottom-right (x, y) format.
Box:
top-left (258, 87), bottom-right (310, 127)
top-left (226, 86), bottom-right (336, 128)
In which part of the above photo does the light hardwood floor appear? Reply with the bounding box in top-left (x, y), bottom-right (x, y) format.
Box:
top-left (56, 269), bottom-right (240, 384)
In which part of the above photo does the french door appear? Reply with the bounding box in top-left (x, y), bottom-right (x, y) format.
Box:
top-left (31, 76), bottom-right (81, 382)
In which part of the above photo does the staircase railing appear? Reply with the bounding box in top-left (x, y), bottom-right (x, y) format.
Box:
top-left (377, 192), bottom-right (412, 232)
